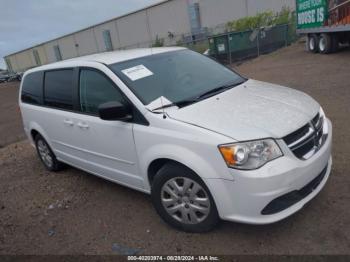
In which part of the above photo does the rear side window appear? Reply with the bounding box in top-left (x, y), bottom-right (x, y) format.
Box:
top-left (44, 69), bottom-right (74, 110)
top-left (21, 71), bottom-right (43, 105)
top-left (79, 69), bottom-right (126, 115)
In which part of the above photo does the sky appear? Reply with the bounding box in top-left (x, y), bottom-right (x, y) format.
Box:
top-left (0, 0), bottom-right (161, 70)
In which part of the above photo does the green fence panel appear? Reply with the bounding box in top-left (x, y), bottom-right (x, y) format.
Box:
top-left (214, 35), bottom-right (229, 55)
top-left (228, 30), bottom-right (258, 61)
top-left (287, 23), bottom-right (298, 44)
top-left (258, 24), bottom-right (288, 54)
top-left (208, 23), bottom-right (297, 64)
top-left (229, 30), bottom-right (257, 52)
top-left (208, 37), bottom-right (216, 54)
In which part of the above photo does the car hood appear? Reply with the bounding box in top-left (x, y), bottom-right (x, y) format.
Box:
top-left (167, 79), bottom-right (320, 141)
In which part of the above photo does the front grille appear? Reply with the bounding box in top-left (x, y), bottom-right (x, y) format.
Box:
top-left (283, 113), bottom-right (326, 160)
top-left (261, 164), bottom-right (328, 215)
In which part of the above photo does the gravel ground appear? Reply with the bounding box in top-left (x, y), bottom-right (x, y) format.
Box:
top-left (0, 81), bottom-right (25, 148)
top-left (0, 41), bottom-right (349, 255)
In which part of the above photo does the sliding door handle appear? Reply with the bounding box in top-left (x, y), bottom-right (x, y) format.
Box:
top-left (64, 119), bottom-right (74, 126)
top-left (77, 122), bottom-right (90, 129)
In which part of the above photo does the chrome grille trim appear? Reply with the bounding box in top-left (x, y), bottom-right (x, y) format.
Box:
top-left (288, 126), bottom-right (315, 149)
top-left (283, 113), bottom-right (327, 160)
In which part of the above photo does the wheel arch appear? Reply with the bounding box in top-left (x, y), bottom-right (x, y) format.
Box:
top-left (141, 143), bottom-right (230, 192)
top-left (27, 122), bottom-right (53, 149)
top-left (148, 158), bottom-right (201, 187)
top-left (30, 129), bottom-right (39, 140)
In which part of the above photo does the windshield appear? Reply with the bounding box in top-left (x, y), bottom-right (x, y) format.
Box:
top-left (110, 49), bottom-right (245, 106)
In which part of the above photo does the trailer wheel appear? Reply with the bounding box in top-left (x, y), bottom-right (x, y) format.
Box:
top-left (319, 33), bottom-right (332, 54)
top-left (308, 34), bottom-right (319, 53)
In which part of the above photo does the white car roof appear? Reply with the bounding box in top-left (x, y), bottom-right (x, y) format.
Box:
top-left (27, 47), bottom-right (186, 74)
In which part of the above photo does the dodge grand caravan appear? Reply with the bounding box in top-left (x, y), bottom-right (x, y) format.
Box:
top-left (19, 47), bottom-right (332, 232)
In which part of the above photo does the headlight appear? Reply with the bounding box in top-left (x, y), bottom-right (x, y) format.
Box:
top-left (218, 139), bottom-right (283, 170)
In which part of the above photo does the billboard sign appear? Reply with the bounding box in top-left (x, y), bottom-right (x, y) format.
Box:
top-left (297, 0), bottom-right (328, 29)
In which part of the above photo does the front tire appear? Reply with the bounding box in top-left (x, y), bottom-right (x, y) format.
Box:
top-left (151, 162), bottom-right (219, 233)
top-left (35, 134), bottom-right (64, 172)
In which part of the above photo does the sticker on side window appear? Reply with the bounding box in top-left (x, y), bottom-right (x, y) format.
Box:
top-left (121, 65), bottom-right (154, 81)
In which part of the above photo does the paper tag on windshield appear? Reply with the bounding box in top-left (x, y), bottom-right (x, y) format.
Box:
top-left (122, 65), bottom-right (154, 81)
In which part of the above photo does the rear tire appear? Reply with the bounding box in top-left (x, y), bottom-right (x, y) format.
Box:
top-left (331, 34), bottom-right (339, 53)
top-left (34, 134), bottom-right (64, 172)
top-left (319, 33), bottom-right (332, 54)
top-left (151, 162), bottom-right (219, 233)
top-left (308, 34), bottom-right (319, 53)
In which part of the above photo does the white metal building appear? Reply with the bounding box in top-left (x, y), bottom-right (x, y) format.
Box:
top-left (4, 0), bottom-right (295, 73)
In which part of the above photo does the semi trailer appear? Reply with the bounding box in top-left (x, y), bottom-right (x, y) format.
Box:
top-left (297, 0), bottom-right (350, 53)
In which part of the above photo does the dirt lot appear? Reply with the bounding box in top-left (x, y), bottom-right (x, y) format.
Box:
top-left (0, 81), bottom-right (26, 148)
top-left (0, 42), bottom-right (349, 255)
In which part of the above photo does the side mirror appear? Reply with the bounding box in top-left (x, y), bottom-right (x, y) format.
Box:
top-left (98, 101), bottom-right (132, 121)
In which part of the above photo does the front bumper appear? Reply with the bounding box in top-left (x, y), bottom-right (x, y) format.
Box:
top-left (205, 119), bottom-right (333, 224)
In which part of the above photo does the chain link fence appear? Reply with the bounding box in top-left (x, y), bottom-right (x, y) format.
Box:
top-left (115, 29), bottom-right (210, 54)
top-left (115, 23), bottom-right (298, 64)
top-left (208, 23), bottom-right (298, 64)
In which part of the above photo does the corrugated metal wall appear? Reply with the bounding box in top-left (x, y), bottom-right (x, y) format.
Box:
top-left (33, 46), bottom-right (48, 65)
top-left (148, 0), bottom-right (192, 45)
top-left (4, 0), bottom-right (296, 73)
top-left (93, 21), bottom-right (121, 51)
top-left (247, 0), bottom-right (295, 16)
top-left (117, 10), bottom-right (152, 48)
top-left (57, 35), bottom-right (77, 59)
top-left (43, 41), bottom-right (59, 64)
top-left (75, 29), bottom-right (99, 56)
top-left (200, 0), bottom-right (247, 29)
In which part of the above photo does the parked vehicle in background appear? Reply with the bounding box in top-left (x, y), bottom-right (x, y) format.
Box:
top-left (15, 72), bottom-right (23, 81)
top-left (7, 73), bottom-right (22, 82)
top-left (0, 73), bottom-right (10, 83)
top-left (297, 0), bottom-right (350, 53)
top-left (19, 48), bottom-right (332, 232)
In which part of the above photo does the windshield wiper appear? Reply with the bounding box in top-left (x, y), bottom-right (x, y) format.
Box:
top-left (152, 99), bottom-right (198, 111)
top-left (196, 80), bottom-right (246, 100)
top-left (152, 80), bottom-right (246, 112)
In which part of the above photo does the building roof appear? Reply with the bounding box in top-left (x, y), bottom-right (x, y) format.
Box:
top-left (5, 0), bottom-right (171, 57)
top-left (26, 47), bottom-right (186, 72)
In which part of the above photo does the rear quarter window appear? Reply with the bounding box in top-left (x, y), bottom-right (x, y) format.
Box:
top-left (44, 69), bottom-right (74, 110)
top-left (21, 71), bottom-right (44, 105)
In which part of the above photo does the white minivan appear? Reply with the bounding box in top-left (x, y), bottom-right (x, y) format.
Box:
top-left (19, 47), bottom-right (332, 232)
